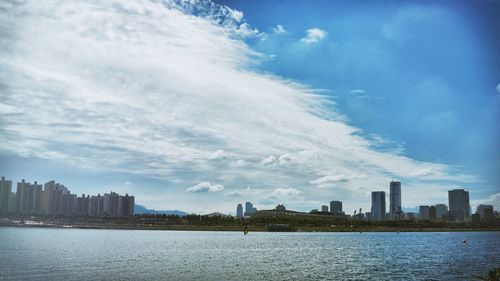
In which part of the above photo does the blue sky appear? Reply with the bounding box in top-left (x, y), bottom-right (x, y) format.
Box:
top-left (0, 0), bottom-right (498, 214)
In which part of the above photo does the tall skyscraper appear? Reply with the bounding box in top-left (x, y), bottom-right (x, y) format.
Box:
top-left (371, 191), bottom-right (386, 221)
top-left (236, 203), bottom-right (243, 217)
top-left (0, 176), bottom-right (12, 212)
top-left (389, 181), bottom-right (402, 220)
top-left (435, 204), bottom-right (448, 219)
top-left (448, 189), bottom-right (470, 221)
top-left (330, 201), bottom-right (342, 214)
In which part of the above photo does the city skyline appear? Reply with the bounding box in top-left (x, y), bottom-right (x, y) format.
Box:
top-left (0, 0), bottom-right (499, 214)
top-left (2, 175), bottom-right (494, 220)
top-left (0, 176), bottom-right (134, 217)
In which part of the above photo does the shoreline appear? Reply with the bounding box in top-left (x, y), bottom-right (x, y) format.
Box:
top-left (1, 223), bottom-right (498, 232)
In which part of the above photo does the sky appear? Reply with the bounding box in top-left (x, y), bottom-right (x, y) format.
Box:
top-left (0, 0), bottom-right (498, 214)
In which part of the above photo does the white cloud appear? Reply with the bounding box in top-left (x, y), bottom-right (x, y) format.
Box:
top-left (349, 89), bottom-right (366, 95)
top-left (409, 167), bottom-right (433, 177)
top-left (300, 28), bottom-right (327, 44)
top-left (0, 0), bottom-right (476, 213)
top-left (278, 153), bottom-right (292, 164)
top-left (272, 187), bottom-right (302, 197)
top-left (261, 155), bottom-right (278, 165)
top-left (227, 8), bottom-right (243, 22)
top-left (496, 83), bottom-right (500, 94)
top-left (310, 175), bottom-right (351, 185)
top-left (208, 149), bottom-right (230, 160)
top-left (187, 182), bottom-right (224, 193)
top-left (236, 23), bottom-right (260, 38)
top-left (273, 24), bottom-right (286, 34)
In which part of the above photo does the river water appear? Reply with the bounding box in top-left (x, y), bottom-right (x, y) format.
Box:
top-left (0, 227), bottom-right (498, 280)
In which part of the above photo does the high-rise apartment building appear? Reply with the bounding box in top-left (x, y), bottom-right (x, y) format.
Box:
top-left (16, 179), bottom-right (30, 213)
top-left (448, 189), bottom-right (470, 221)
top-left (0, 176), bottom-right (12, 212)
top-left (371, 191), bottom-right (386, 221)
top-left (118, 193), bottom-right (134, 217)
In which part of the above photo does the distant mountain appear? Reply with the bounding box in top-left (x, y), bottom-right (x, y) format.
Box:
top-left (204, 212), bottom-right (231, 217)
top-left (134, 204), bottom-right (188, 217)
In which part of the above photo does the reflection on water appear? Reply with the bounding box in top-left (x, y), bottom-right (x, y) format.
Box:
top-left (0, 228), bottom-right (498, 280)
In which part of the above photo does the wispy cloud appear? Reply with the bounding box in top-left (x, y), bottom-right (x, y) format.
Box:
top-left (272, 187), bottom-right (302, 197)
top-left (310, 175), bottom-right (351, 185)
top-left (409, 167), bottom-right (433, 177)
top-left (349, 89), bottom-right (367, 95)
top-left (300, 28), bottom-right (327, 44)
top-left (273, 24), bottom-right (286, 34)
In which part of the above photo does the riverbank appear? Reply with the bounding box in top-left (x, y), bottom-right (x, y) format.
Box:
top-left (1, 221), bottom-right (497, 232)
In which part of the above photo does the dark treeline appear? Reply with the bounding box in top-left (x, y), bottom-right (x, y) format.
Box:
top-left (1, 212), bottom-right (497, 230)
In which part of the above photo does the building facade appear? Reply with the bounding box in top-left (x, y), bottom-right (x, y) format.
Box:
top-left (419, 206), bottom-right (430, 220)
top-left (244, 202), bottom-right (257, 216)
top-left (389, 181), bottom-right (402, 220)
top-left (448, 189), bottom-right (470, 221)
top-left (429, 205), bottom-right (436, 220)
top-left (330, 201), bottom-right (342, 214)
top-left (476, 204), bottom-right (494, 224)
top-left (435, 204), bottom-right (448, 219)
top-left (371, 191), bottom-right (386, 221)
top-left (0, 176), bottom-right (12, 212)
top-left (236, 203), bottom-right (243, 217)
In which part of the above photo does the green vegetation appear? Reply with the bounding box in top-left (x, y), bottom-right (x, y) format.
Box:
top-left (0, 213), bottom-right (498, 232)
